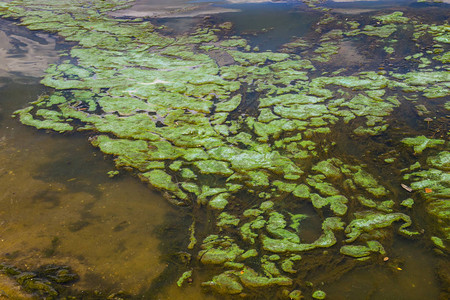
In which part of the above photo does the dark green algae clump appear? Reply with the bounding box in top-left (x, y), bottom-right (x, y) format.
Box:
top-left (0, 263), bottom-right (80, 299)
top-left (1, 0), bottom-right (449, 298)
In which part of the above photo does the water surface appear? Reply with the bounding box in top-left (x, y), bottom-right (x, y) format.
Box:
top-left (0, 19), bottom-right (177, 296)
top-left (0, 1), bottom-right (448, 299)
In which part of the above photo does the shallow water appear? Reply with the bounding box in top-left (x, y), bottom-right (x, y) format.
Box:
top-left (0, 20), bottom-right (178, 295)
top-left (325, 238), bottom-right (440, 300)
top-left (0, 0), bottom-right (449, 299)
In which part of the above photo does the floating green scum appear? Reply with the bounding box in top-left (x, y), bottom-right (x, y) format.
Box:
top-left (0, 0), bottom-right (449, 298)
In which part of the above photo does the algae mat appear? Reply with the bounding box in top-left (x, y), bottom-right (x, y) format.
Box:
top-left (0, 0), bottom-right (449, 299)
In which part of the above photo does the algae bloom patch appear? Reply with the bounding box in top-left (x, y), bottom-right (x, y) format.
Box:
top-left (0, 0), bottom-right (449, 298)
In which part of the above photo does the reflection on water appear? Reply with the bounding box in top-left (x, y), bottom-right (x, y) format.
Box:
top-left (214, 3), bottom-right (320, 51)
top-left (0, 19), bottom-right (59, 80)
top-left (109, 0), bottom-right (239, 19)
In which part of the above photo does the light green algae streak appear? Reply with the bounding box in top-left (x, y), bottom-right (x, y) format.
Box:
top-left (404, 150), bottom-right (450, 251)
top-left (1, 0), bottom-right (449, 298)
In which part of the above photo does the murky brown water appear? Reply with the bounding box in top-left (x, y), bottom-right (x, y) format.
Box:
top-left (0, 19), bottom-right (179, 296)
top-left (325, 238), bottom-right (440, 300)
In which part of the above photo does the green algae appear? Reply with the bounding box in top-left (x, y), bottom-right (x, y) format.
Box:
top-left (405, 151), bottom-right (450, 243)
top-left (344, 212), bottom-right (419, 243)
top-left (289, 214), bottom-right (308, 232)
top-left (262, 217), bottom-right (345, 253)
top-left (180, 168), bottom-right (197, 179)
top-left (431, 236), bottom-right (445, 249)
top-left (141, 170), bottom-right (188, 201)
top-left (374, 12), bottom-right (409, 24)
top-left (181, 182), bottom-right (200, 195)
top-left (266, 212), bottom-right (300, 243)
top-left (353, 169), bottom-right (388, 197)
top-left (261, 259), bottom-right (281, 277)
top-left (427, 151), bottom-right (450, 171)
top-left (169, 161), bottom-right (183, 172)
top-left (340, 240), bottom-right (386, 258)
top-left (423, 85), bottom-right (449, 98)
top-left (281, 255), bottom-right (302, 274)
top-left (182, 148), bottom-right (209, 161)
top-left (356, 196), bottom-right (377, 209)
top-left (401, 136), bottom-right (446, 154)
top-left (237, 267), bottom-right (292, 288)
top-left (401, 198), bottom-right (414, 208)
top-left (384, 46), bottom-right (395, 55)
top-left (177, 270), bottom-right (192, 287)
top-left (273, 180), bottom-right (297, 193)
top-left (194, 160), bottom-right (234, 176)
top-left (353, 125), bottom-right (389, 136)
top-left (107, 170), bottom-right (120, 178)
top-left (311, 194), bottom-right (348, 216)
top-left (312, 159), bottom-right (343, 179)
top-left (241, 249), bottom-right (258, 259)
top-left (292, 184), bottom-right (311, 199)
top-left (216, 95), bottom-right (242, 112)
top-left (260, 201), bottom-right (274, 211)
top-left (274, 104), bottom-right (329, 120)
top-left (209, 193), bottom-right (230, 210)
top-left (268, 255), bottom-right (281, 261)
top-left (188, 221), bottom-right (197, 250)
top-left (393, 71), bottom-right (450, 86)
top-left (307, 175), bottom-right (340, 196)
top-left (240, 222), bottom-right (260, 244)
top-left (2, 0), bottom-right (449, 297)
top-left (202, 272), bottom-right (243, 294)
top-left (312, 290), bottom-right (326, 299)
top-left (360, 24), bottom-right (398, 38)
top-left (91, 135), bottom-right (154, 171)
top-left (384, 158), bottom-right (396, 164)
top-left (218, 212), bottom-right (240, 227)
top-left (313, 41), bottom-right (340, 62)
top-left (0, 263), bottom-right (78, 299)
top-left (357, 197), bottom-right (395, 213)
top-left (289, 290), bottom-right (303, 300)
top-left (14, 107), bottom-right (73, 132)
top-left (199, 236), bottom-right (244, 265)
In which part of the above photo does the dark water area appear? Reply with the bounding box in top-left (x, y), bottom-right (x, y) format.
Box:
top-left (0, 1), bottom-right (449, 299)
top-left (212, 4), bottom-right (320, 51)
top-left (325, 238), bottom-right (440, 300)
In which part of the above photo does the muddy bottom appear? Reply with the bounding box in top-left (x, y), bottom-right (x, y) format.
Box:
top-left (0, 79), bottom-right (177, 295)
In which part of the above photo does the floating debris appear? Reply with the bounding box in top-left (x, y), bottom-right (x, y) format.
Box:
top-left (401, 183), bottom-right (413, 192)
